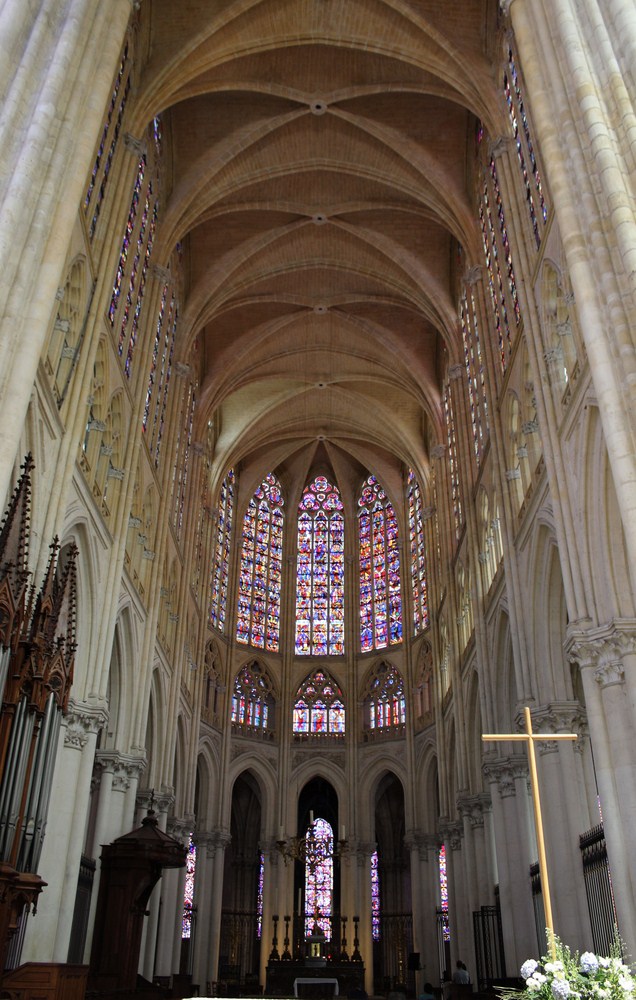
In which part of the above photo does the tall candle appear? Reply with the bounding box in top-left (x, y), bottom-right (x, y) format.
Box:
top-left (341, 825), bottom-right (346, 841)
top-left (309, 810), bottom-right (314, 824)
top-left (298, 888), bottom-right (302, 913)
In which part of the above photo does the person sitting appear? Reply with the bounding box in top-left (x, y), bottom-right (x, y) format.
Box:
top-left (452, 962), bottom-right (470, 985)
top-left (418, 983), bottom-right (435, 1000)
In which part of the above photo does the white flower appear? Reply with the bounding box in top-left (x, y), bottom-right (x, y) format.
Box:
top-left (551, 979), bottom-right (570, 999)
top-left (598, 957), bottom-right (610, 968)
top-left (521, 960), bottom-right (539, 980)
top-left (545, 962), bottom-right (564, 974)
top-left (580, 952), bottom-right (599, 974)
top-left (619, 975), bottom-right (634, 992)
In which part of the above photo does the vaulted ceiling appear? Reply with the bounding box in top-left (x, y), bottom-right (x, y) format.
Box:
top-left (135, 0), bottom-right (503, 502)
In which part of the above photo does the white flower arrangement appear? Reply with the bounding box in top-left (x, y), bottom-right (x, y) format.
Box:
top-left (499, 936), bottom-right (635, 1000)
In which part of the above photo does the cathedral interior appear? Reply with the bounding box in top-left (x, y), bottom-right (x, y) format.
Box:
top-left (1, 0), bottom-right (636, 997)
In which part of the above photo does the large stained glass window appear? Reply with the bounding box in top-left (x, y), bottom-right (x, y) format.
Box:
top-left (305, 817), bottom-right (334, 938)
top-left (210, 469), bottom-right (235, 632)
top-left (407, 469), bottom-right (429, 634)
top-left (358, 475), bottom-right (402, 652)
top-left (144, 285), bottom-right (177, 470)
top-left (182, 834), bottom-right (196, 938)
top-left (295, 476), bottom-right (345, 656)
top-left (364, 662), bottom-right (405, 730)
top-left (236, 474), bottom-right (284, 651)
top-left (293, 670), bottom-right (345, 735)
top-left (231, 661), bottom-right (274, 732)
top-left (371, 849), bottom-right (380, 941)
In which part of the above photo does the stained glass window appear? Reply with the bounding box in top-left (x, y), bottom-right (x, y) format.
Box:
top-left (182, 834), bottom-right (196, 938)
top-left (504, 47), bottom-right (547, 248)
top-left (305, 817), bottom-right (334, 938)
top-left (358, 475), bottom-right (402, 652)
top-left (257, 851), bottom-right (265, 938)
top-left (85, 44), bottom-right (130, 241)
top-left (295, 476), bottom-right (345, 656)
top-left (236, 474), bottom-right (284, 651)
top-left (371, 849), bottom-right (380, 941)
top-left (364, 662), bottom-right (405, 730)
top-left (407, 469), bottom-right (429, 634)
top-left (210, 469), bottom-right (235, 632)
top-left (172, 381), bottom-right (196, 536)
top-left (460, 289), bottom-right (489, 467)
top-left (443, 383), bottom-right (463, 540)
top-left (109, 156), bottom-right (146, 326)
top-left (231, 661), bottom-right (273, 731)
top-left (150, 296), bottom-right (177, 468)
top-left (293, 670), bottom-right (345, 735)
top-left (439, 845), bottom-right (450, 941)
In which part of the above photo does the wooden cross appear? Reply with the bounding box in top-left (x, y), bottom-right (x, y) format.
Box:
top-left (482, 706), bottom-right (577, 960)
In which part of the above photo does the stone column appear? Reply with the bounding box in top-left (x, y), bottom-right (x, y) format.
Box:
top-left (140, 788), bottom-right (175, 981)
top-left (21, 697), bottom-right (107, 963)
top-left (529, 704), bottom-right (593, 950)
top-left (482, 757), bottom-right (536, 974)
top-left (192, 830), bottom-right (231, 991)
top-left (567, 620), bottom-right (636, 954)
top-left (457, 794), bottom-right (493, 911)
top-left (0, 0), bottom-right (133, 502)
top-left (354, 842), bottom-right (374, 995)
top-left (153, 817), bottom-right (192, 979)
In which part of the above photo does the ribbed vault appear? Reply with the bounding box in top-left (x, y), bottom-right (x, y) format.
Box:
top-left (135, 0), bottom-right (501, 497)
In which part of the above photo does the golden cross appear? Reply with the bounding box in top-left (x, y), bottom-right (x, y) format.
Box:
top-left (482, 706), bottom-right (577, 960)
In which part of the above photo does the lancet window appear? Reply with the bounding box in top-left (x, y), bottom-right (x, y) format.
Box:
top-left (85, 42), bottom-right (131, 241)
top-left (363, 662), bottom-right (405, 731)
top-left (371, 849), bottom-right (380, 940)
top-left (144, 284), bottom-right (177, 468)
top-left (504, 46), bottom-right (548, 249)
top-left (358, 475), bottom-right (402, 652)
top-left (305, 817), bottom-right (334, 938)
top-left (460, 287), bottom-right (489, 466)
top-left (231, 661), bottom-right (274, 733)
top-left (292, 670), bottom-right (345, 736)
top-left (172, 379), bottom-right (196, 537)
top-left (236, 474), bottom-right (284, 651)
top-left (295, 476), bottom-right (345, 656)
top-left (407, 469), bottom-right (429, 634)
top-left (443, 383), bottom-right (463, 540)
top-left (257, 851), bottom-right (265, 938)
top-left (108, 132), bottom-right (160, 380)
top-left (182, 834), bottom-right (196, 938)
top-left (439, 845), bottom-right (450, 941)
top-left (209, 469), bottom-right (235, 633)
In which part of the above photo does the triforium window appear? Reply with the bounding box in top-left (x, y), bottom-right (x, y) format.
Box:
top-left (363, 662), bottom-right (405, 730)
top-left (231, 661), bottom-right (274, 732)
top-left (236, 473), bottom-right (284, 651)
top-left (358, 474), bottom-right (402, 652)
top-left (182, 833), bottom-right (196, 939)
top-left (295, 476), bottom-right (345, 656)
top-left (293, 670), bottom-right (345, 735)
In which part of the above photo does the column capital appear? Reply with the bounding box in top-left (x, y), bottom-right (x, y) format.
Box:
top-left (430, 444), bottom-right (446, 460)
top-left (64, 697), bottom-right (109, 749)
top-left (439, 821), bottom-right (462, 851)
top-left (168, 816), bottom-right (195, 844)
top-left (95, 750), bottom-right (147, 789)
top-left (566, 618), bottom-right (636, 688)
top-left (448, 364), bottom-right (464, 381)
top-left (482, 756), bottom-right (528, 798)
top-left (464, 265), bottom-right (483, 287)
top-left (456, 793), bottom-right (491, 828)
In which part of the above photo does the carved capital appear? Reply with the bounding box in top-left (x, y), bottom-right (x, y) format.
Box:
top-left (124, 133), bottom-right (146, 157)
top-left (457, 793), bottom-right (491, 828)
top-left (440, 821), bottom-right (462, 851)
top-left (464, 265), bottom-right (483, 287)
top-left (448, 365), bottom-right (464, 382)
top-left (566, 619), bottom-right (636, 689)
top-left (483, 756), bottom-right (528, 798)
top-left (64, 698), bottom-right (109, 749)
top-left (431, 444), bottom-right (446, 460)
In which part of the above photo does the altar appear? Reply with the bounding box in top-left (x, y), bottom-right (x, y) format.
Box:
top-left (265, 961), bottom-right (364, 998)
